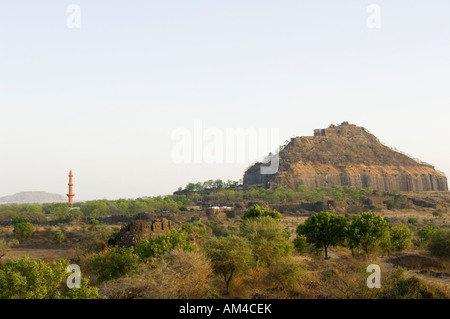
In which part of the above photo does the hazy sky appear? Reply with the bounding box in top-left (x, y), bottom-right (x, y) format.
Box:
top-left (1, 0), bottom-right (449, 200)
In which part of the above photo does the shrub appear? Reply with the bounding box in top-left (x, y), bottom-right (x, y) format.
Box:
top-left (13, 220), bottom-right (34, 239)
top-left (264, 257), bottom-right (304, 292)
top-left (293, 235), bottom-right (309, 254)
top-left (242, 204), bottom-right (282, 220)
top-left (428, 229), bottom-right (450, 258)
top-left (0, 256), bottom-right (98, 299)
top-left (90, 247), bottom-right (140, 282)
top-left (135, 230), bottom-right (195, 260)
top-left (53, 231), bottom-right (65, 244)
top-left (390, 225), bottom-right (413, 252)
top-left (99, 249), bottom-right (214, 299)
top-left (89, 218), bottom-right (100, 226)
top-left (240, 216), bottom-right (293, 266)
top-left (413, 225), bottom-right (438, 247)
top-left (432, 211), bottom-right (443, 217)
top-left (381, 268), bottom-right (448, 299)
top-left (407, 218), bottom-right (418, 225)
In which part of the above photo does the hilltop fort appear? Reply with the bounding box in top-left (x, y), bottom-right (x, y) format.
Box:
top-left (243, 122), bottom-right (448, 192)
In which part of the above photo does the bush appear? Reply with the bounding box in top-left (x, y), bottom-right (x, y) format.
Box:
top-left (293, 235), bottom-right (309, 254)
top-left (242, 204), bottom-right (282, 220)
top-left (99, 249), bottom-right (214, 299)
top-left (407, 218), bottom-right (418, 225)
top-left (428, 229), bottom-right (450, 258)
top-left (89, 219), bottom-right (100, 226)
top-left (13, 220), bottom-right (34, 239)
top-left (390, 225), bottom-right (413, 252)
top-left (264, 257), bottom-right (304, 292)
top-left (413, 224), bottom-right (439, 247)
top-left (432, 211), bottom-right (443, 217)
top-left (53, 231), bottom-right (65, 244)
top-left (0, 256), bottom-right (98, 299)
top-left (381, 268), bottom-right (448, 299)
top-left (240, 216), bottom-right (293, 266)
top-left (135, 230), bottom-right (195, 260)
top-left (90, 247), bottom-right (140, 282)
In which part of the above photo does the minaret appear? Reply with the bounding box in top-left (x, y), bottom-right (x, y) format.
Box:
top-left (67, 170), bottom-right (75, 205)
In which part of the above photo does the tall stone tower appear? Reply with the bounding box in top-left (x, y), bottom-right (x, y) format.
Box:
top-left (67, 170), bottom-right (75, 204)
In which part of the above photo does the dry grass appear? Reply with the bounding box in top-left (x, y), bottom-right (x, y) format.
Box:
top-left (99, 249), bottom-right (213, 299)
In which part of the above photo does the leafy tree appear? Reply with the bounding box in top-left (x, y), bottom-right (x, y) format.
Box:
top-left (413, 224), bottom-right (439, 247)
top-left (182, 223), bottom-right (207, 245)
top-left (347, 212), bottom-right (391, 255)
top-left (203, 235), bottom-right (253, 294)
top-left (242, 204), bottom-right (282, 220)
top-left (428, 229), bottom-right (450, 258)
top-left (90, 247), bottom-right (140, 282)
top-left (13, 217), bottom-right (34, 239)
top-left (297, 211), bottom-right (348, 259)
top-left (0, 256), bottom-right (98, 299)
top-left (135, 230), bottom-right (195, 260)
top-left (390, 224), bottom-right (413, 252)
top-left (53, 231), bottom-right (65, 244)
top-left (240, 216), bottom-right (293, 266)
top-left (293, 235), bottom-right (309, 254)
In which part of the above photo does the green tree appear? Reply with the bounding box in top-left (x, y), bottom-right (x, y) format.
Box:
top-left (182, 223), bottom-right (207, 245)
top-left (297, 211), bottom-right (348, 259)
top-left (242, 204), bottom-right (282, 220)
top-left (53, 231), bottom-right (65, 245)
top-left (428, 229), bottom-right (450, 258)
top-left (135, 230), bottom-right (195, 260)
top-left (293, 235), bottom-right (309, 254)
top-left (240, 216), bottom-right (293, 266)
top-left (414, 224), bottom-right (439, 247)
top-left (0, 256), bottom-right (98, 299)
top-left (390, 224), bottom-right (413, 252)
top-left (13, 217), bottom-right (34, 239)
top-left (90, 247), bottom-right (140, 282)
top-left (348, 212), bottom-right (391, 255)
top-left (203, 235), bottom-right (253, 294)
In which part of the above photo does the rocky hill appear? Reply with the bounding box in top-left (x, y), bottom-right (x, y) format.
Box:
top-left (0, 191), bottom-right (67, 204)
top-left (244, 122), bottom-right (448, 192)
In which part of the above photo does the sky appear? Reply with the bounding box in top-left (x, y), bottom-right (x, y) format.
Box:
top-left (0, 0), bottom-right (449, 201)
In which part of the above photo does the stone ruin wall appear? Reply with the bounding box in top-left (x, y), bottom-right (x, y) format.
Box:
top-left (115, 219), bottom-right (172, 247)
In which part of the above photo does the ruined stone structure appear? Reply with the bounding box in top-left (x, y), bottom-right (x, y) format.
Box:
top-left (115, 219), bottom-right (172, 247)
top-left (244, 122), bottom-right (448, 192)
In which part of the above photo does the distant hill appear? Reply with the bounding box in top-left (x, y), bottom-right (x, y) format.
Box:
top-left (0, 191), bottom-right (67, 204)
top-left (244, 122), bottom-right (448, 192)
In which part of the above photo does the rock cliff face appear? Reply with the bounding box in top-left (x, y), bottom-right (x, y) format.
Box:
top-left (243, 123), bottom-right (448, 192)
